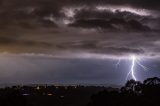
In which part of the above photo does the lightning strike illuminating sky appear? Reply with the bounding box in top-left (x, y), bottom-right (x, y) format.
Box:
top-left (0, 0), bottom-right (160, 85)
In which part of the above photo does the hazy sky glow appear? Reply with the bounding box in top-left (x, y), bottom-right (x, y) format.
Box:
top-left (0, 54), bottom-right (160, 85)
top-left (0, 0), bottom-right (160, 85)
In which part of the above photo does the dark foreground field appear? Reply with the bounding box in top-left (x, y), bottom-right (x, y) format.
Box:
top-left (0, 77), bottom-right (160, 106)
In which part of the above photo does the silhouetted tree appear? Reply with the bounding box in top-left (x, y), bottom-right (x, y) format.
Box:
top-left (142, 77), bottom-right (160, 98)
top-left (87, 77), bottom-right (160, 106)
top-left (143, 77), bottom-right (160, 85)
top-left (121, 79), bottom-right (142, 94)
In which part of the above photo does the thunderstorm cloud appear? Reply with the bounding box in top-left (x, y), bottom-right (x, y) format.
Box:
top-left (0, 0), bottom-right (160, 58)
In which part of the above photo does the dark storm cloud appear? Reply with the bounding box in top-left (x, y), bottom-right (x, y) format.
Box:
top-left (61, 0), bottom-right (160, 10)
top-left (94, 47), bottom-right (144, 55)
top-left (71, 9), bottom-right (156, 31)
top-left (0, 0), bottom-right (60, 29)
top-left (69, 18), bottom-right (151, 32)
top-left (54, 38), bottom-right (146, 56)
top-left (74, 9), bottom-right (144, 20)
top-left (0, 0), bottom-right (158, 30)
top-left (0, 0), bottom-right (159, 58)
top-left (0, 36), bottom-right (53, 53)
top-left (0, 36), bottom-right (52, 46)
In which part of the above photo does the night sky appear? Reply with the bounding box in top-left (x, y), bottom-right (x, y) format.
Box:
top-left (0, 0), bottom-right (160, 85)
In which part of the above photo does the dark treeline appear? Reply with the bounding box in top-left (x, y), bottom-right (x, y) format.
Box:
top-left (0, 85), bottom-right (106, 106)
top-left (87, 77), bottom-right (160, 106)
top-left (0, 77), bottom-right (160, 106)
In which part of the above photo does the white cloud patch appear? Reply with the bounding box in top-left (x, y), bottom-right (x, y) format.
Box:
top-left (96, 5), bottom-right (151, 16)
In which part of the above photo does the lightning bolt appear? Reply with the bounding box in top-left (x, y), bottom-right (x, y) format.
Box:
top-left (115, 55), bottom-right (148, 81)
top-left (115, 58), bottom-right (121, 69)
top-left (126, 55), bottom-right (148, 81)
top-left (131, 56), bottom-right (136, 81)
top-left (136, 59), bottom-right (149, 71)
